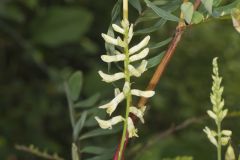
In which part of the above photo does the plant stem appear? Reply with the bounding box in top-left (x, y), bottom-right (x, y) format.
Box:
top-left (118, 1), bottom-right (131, 160)
top-left (217, 121), bottom-right (221, 160)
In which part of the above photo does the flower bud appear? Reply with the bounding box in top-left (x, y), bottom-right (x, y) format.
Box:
top-left (129, 48), bottom-right (149, 62)
top-left (129, 35), bottom-right (150, 55)
top-left (221, 137), bottom-right (230, 146)
top-left (128, 65), bottom-right (141, 77)
top-left (225, 144), bottom-right (236, 160)
top-left (112, 24), bottom-right (124, 34)
top-left (123, 82), bottom-right (131, 95)
top-left (222, 130), bottom-right (232, 137)
top-left (127, 117), bottom-right (138, 138)
top-left (203, 127), bottom-right (218, 147)
top-left (98, 71), bottom-right (125, 83)
top-left (128, 24), bottom-right (134, 43)
top-left (207, 110), bottom-right (217, 120)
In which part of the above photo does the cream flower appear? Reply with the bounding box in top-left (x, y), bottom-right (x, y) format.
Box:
top-left (128, 24), bottom-right (133, 43)
top-left (95, 116), bottom-right (125, 129)
top-left (131, 89), bottom-right (155, 98)
top-left (129, 35), bottom-right (150, 55)
top-left (101, 34), bottom-right (124, 47)
top-left (130, 106), bottom-right (145, 123)
top-left (98, 71), bottom-right (125, 83)
top-left (99, 92), bottom-right (125, 115)
top-left (101, 54), bottom-right (126, 63)
top-left (129, 48), bottom-right (149, 62)
top-left (203, 127), bottom-right (217, 147)
top-left (127, 117), bottom-right (138, 138)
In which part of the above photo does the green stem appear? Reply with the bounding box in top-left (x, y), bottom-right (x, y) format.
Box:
top-left (118, 25), bottom-right (131, 160)
top-left (217, 121), bottom-right (221, 160)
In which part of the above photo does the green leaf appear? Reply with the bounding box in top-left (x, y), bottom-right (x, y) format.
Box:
top-left (30, 7), bottom-right (92, 46)
top-left (85, 154), bottom-right (113, 160)
top-left (129, 0), bottom-right (142, 14)
top-left (73, 111), bottom-right (88, 141)
top-left (75, 93), bottom-right (100, 108)
top-left (213, 0), bottom-right (222, 7)
top-left (201, 0), bottom-right (214, 14)
top-left (79, 126), bottom-right (121, 140)
top-left (135, 19), bottom-right (167, 35)
top-left (68, 71), bottom-right (83, 101)
top-left (181, 2), bottom-right (194, 24)
top-left (149, 38), bottom-right (172, 50)
top-left (111, 0), bottom-right (122, 22)
top-left (144, 0), bottom-right (179, 22)
top-left (147, 51), bottom-right (165, 69)
top-left (81, 146), bottom-right (114, 155)
top-left (192, 11), bottom-right (204, 24)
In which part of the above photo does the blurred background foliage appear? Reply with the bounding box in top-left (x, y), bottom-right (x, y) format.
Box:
top-left (0, 0), bottom-right (240, 160)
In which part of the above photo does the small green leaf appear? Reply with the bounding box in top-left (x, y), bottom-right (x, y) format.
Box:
top-left (85, 154), bottom-right (113, 160)
top-left (144, 0), bottom-right (179, 22)
top-left (149, 38), bottom-right (172, 50)
top-left (81, 146), bottom-right (114, 155)
top-left (75, 93), bottom-right (100, 108)
top-left (192, 11), bottom-right (204, 24)
top-left (68, 71), bottom-right (83, 101)
top-left (73, 111), bottom-right (88, 141)
top-left (111, 0), bottom-right (122, 22)
top-left (213, 1), bottom-right (240, 17)
top-left (201, 0), bottom-right (214, 14)
top-left (79, 126), bottom-right (121, 140)
top-left (135, 19), bottom-right (167, 35)
top-left (213, 0), bottom-right (222, 7)
top-left (147, 51), bottom-right (165, 69)
top-left (181, 2), bottom-right (194, 24)
top-left (129, 0), bottom-right (142, 14)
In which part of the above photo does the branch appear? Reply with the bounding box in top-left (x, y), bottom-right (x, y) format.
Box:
top-left (113, 0), bottom-right (202, 159)
top-left (15, 144), bottom-right (64, 160)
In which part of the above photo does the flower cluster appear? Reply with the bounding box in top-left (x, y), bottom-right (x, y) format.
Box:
top-left (203, 58), bottom-right (232, 147)
top-left (95, 19), bottom-right (155, 138)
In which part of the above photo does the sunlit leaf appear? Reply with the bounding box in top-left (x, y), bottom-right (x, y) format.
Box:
top-left (181, 2), bottom-right (194, 24)
top-left (231, 7), bottom-right (240, 33)
top-left (144, 0), bottom-right (179, 22)
top-left (192, 11), bottom-right (204, 24)
top-left (201, 0), bottom-right (213, 14)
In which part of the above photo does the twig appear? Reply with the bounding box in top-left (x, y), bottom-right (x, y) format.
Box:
top-left (15, 144), bottom-right (64, 160)
top-left (113, 0), bottom-right (202, 159)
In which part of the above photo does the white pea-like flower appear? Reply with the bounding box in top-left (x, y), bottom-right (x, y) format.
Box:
top-left (98, 71), bottom-right (125, 83)
top-left (128, 24), bottom-right (133, 43)
top-left (101, 54), bottom-right (126, 63)
top-left (137, 60), bottom-right (148, 73)
top-left (99, 92), bottom-right (125, 115)
top-left (131, 89), bottom-right (155, 98)
top-left (129, 35), bottom-right (150, 55)
top-left (95, 116), bottom-right (125, 129)
top-left (127, 117), bottom-right (138, 138)
top-left (130, 106), bottom-right (145, 123)
top-left (101, 34), bottom-right (125, 47)
top-left (203, 127), bottom-right (218, 147)
top-left (112, 24), bottom-right (125, 34)
top-left (129, 48), bottom-right (149, 62)
top-left (128, 65), bottom-right (141, 77)
top-left (123, 82), bottom-right (131, 95)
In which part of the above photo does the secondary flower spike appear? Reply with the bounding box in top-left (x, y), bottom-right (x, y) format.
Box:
top-left (96, 18), bottom-right (155, 139)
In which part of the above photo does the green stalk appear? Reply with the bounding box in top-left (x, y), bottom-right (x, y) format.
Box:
top-left (217, 121), bottom-right (221, 160)
top-left (118, 1), bottom-right (131, 159)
